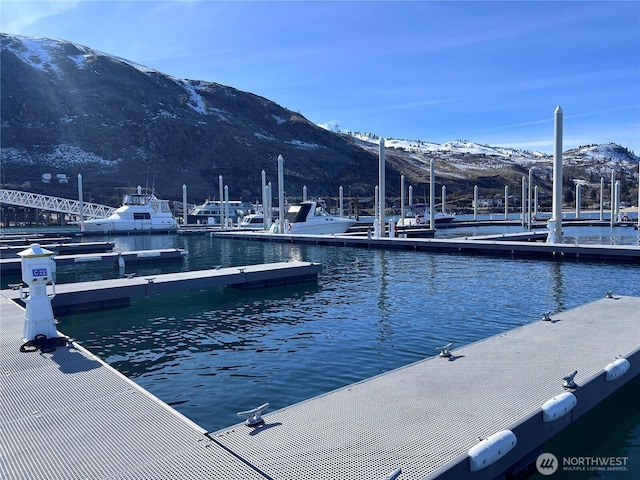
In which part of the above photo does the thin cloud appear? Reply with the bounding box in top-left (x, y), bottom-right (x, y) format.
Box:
top-left (0, 0), bottom-right (80, 33)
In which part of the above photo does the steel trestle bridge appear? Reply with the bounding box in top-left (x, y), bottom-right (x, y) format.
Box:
top-left (0, 189), bottom-right (115, 220)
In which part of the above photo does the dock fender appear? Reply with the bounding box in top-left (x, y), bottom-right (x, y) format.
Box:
top-left (468, 429), bottom-right (517, 471)
top-left (541, 391), bottom-right (577, 422)
top-left (604, 358), bottom-right (630, 381)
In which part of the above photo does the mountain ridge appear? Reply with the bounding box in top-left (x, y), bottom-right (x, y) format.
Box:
top-left (1, 33), bottom-right (638, 208)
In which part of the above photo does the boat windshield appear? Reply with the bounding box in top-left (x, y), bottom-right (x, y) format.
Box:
top-left (123, 194), bottom-right (151, 206)
top-left (283, 203), bottom-right (313, 223)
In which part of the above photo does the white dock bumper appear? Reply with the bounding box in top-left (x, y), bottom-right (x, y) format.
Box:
top-left (541, 392), bottom-right (577, 422)
top-left (468, 430), bottom-right (517, 471)
top-left (604, 358), bottom-right (630, 381)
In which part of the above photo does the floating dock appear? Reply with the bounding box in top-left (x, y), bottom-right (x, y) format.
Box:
top-left (2, 288), bottom-right (638, 479)
top-left (1, 261), bottom-right (322, 315)
top-left (0, 241), bottom-right (114, 258)
top-left (0, 248), bottom-right (188, 275)
top-left (210, 295), bottom-right (640, 480)
top-left (212, 230), bottom-right (640, 263)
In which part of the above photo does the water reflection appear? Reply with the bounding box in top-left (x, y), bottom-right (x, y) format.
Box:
top-left (549, 262), bottom-right (566, 313)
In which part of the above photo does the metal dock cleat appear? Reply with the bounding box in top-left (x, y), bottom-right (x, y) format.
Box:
top-left (562, 370), bottom-right (578, 389)
top-left (541, 311), bottom-right (552, 321)
top-left (383, 468), bottom-right (402, 479)
top-left (437, 343), bottom-right (453, 358)
top-left (237, 402), bottom-right (269, 427)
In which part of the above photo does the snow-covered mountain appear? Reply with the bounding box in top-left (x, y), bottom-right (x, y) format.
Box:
top-left (1, 33), bottom-right (637, 205)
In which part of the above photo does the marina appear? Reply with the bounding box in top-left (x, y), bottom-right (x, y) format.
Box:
top-left (1, 222), bottom-right (639, 479)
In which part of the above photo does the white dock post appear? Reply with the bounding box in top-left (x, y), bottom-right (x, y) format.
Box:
top-left (278, 154), bottom-right (285, 234)
top-left (137, 185), bottom-right (142, 195)
top-left (430, 159), bottom-right (435, 229)
top-left (303, 185), bottom-right (308, 202)
top-left (615, 180), bottom-right (621, 222)
top-left (442, 185), bottom-right (447, 214)
top-left (599, 177), bottom-right (604, 221)
top-left (575, 183), bottom-right (581, 219)
top-left (18, 244), bottom-right (60, 341)
top-left (268, 182), bottom-right (273, 227)
top-left (400, 175), bottom-right (405, 226)
top-left (374, 185), bottom-right (380, 237)
top-left (339, 186), bottom-right (344, 218)
top-left (261, 170), bottom-right (267, 230)
top-left (408, 185), bottom-right (413, 206)
top-left (77, 173), bottom-right (85, 233)
top-left (224, 185), bottom-right (230, 229)
top-left (379, 138), bottom-right (386, 237)
top-left (474, 185), bottom-right (479, 221)
top-left (549, 105), bottom-right (564, 242)
top-left (534, 185), bottom-right (539, 217)
top-left (521, 176), bottom-right (526, 227)
top-left (182, 184), bottom-right (187, 226)
top-left (504, 185), bottom-right (509, 219)
top-left (527, 168), bottom-right (533, 229)
top-left (219, 175), bottom-right (224, 226)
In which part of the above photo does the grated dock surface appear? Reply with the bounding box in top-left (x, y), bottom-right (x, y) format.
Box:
top-left (0, 295), bottom-right (266, 480)
top-left (212, 296), bottom-right (640, 480)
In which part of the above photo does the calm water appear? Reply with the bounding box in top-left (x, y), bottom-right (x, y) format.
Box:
top-left (4, 223), bottom-right (640, 478)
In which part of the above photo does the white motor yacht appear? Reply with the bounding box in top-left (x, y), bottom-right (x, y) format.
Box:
top-left (82, 192), bottom-right (179, 234)
top-left (270, 201), bottom-right (356, 235)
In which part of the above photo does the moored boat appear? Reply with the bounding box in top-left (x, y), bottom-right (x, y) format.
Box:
top-left (399, 203), bottom-right (455, 226)
top-left (270, 200), bottom-right (356, 234)
top-left (82, 192), bottom-right (179, 234)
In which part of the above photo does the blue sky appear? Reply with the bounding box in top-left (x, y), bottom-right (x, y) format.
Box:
top-left (2, 0), bottom-right (639, 154)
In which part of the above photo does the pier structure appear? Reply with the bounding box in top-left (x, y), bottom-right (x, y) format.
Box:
top-left (1, 261), bottom-right (322, 315)
top-left (2, 284), bottom-right (638, 479)
top-left (212, 230), bottom-right (640, 263)
top-left (0, 248), bottom-right (188, 275)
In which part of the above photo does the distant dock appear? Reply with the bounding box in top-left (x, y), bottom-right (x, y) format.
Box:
top-left (211, 230), bottom-right (640, 263)
top-left (0, 248), bottom-right (188, 275)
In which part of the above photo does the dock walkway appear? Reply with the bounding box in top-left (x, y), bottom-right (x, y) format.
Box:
top-left (0, 279), bottom-right (266, 480)
top-left (213, 230), bottom-right (640, 263)
top-left (2, 287), bottom-right (638, 479)
top-left (1, 261), bottom-right (322, 315)
top-left (213, 295), bottom-right (639, 479)
top-left (0, 248), bottom-right (188, 275)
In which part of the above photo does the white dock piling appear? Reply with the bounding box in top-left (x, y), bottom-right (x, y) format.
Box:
top-left (474, 185), bottom-right (479, 221)
top-left (182, 184), bottom-right (187, 226)
top-left (379, 139), bottom-right (386, 237)
top-left (442, 185), bottom-right (447, 214)
top-left (219, 175), bottom-right (224, 226)
top-left (400, 175), bottom-right (405, 226)
top-left (549, 105), bottom-right (564, 242)
top-left (278, 155), bottom-right (285, 234)
top-left (430, 159), bottom-right (435, 229)
top-left (262, 170), bottom-right (267, 230)
top-left (600, 177), bottom-right (605, 221)
top-left (504, 185), bottom-right (509, 220)
top-left (77, 174), bottom-right (85, 232)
